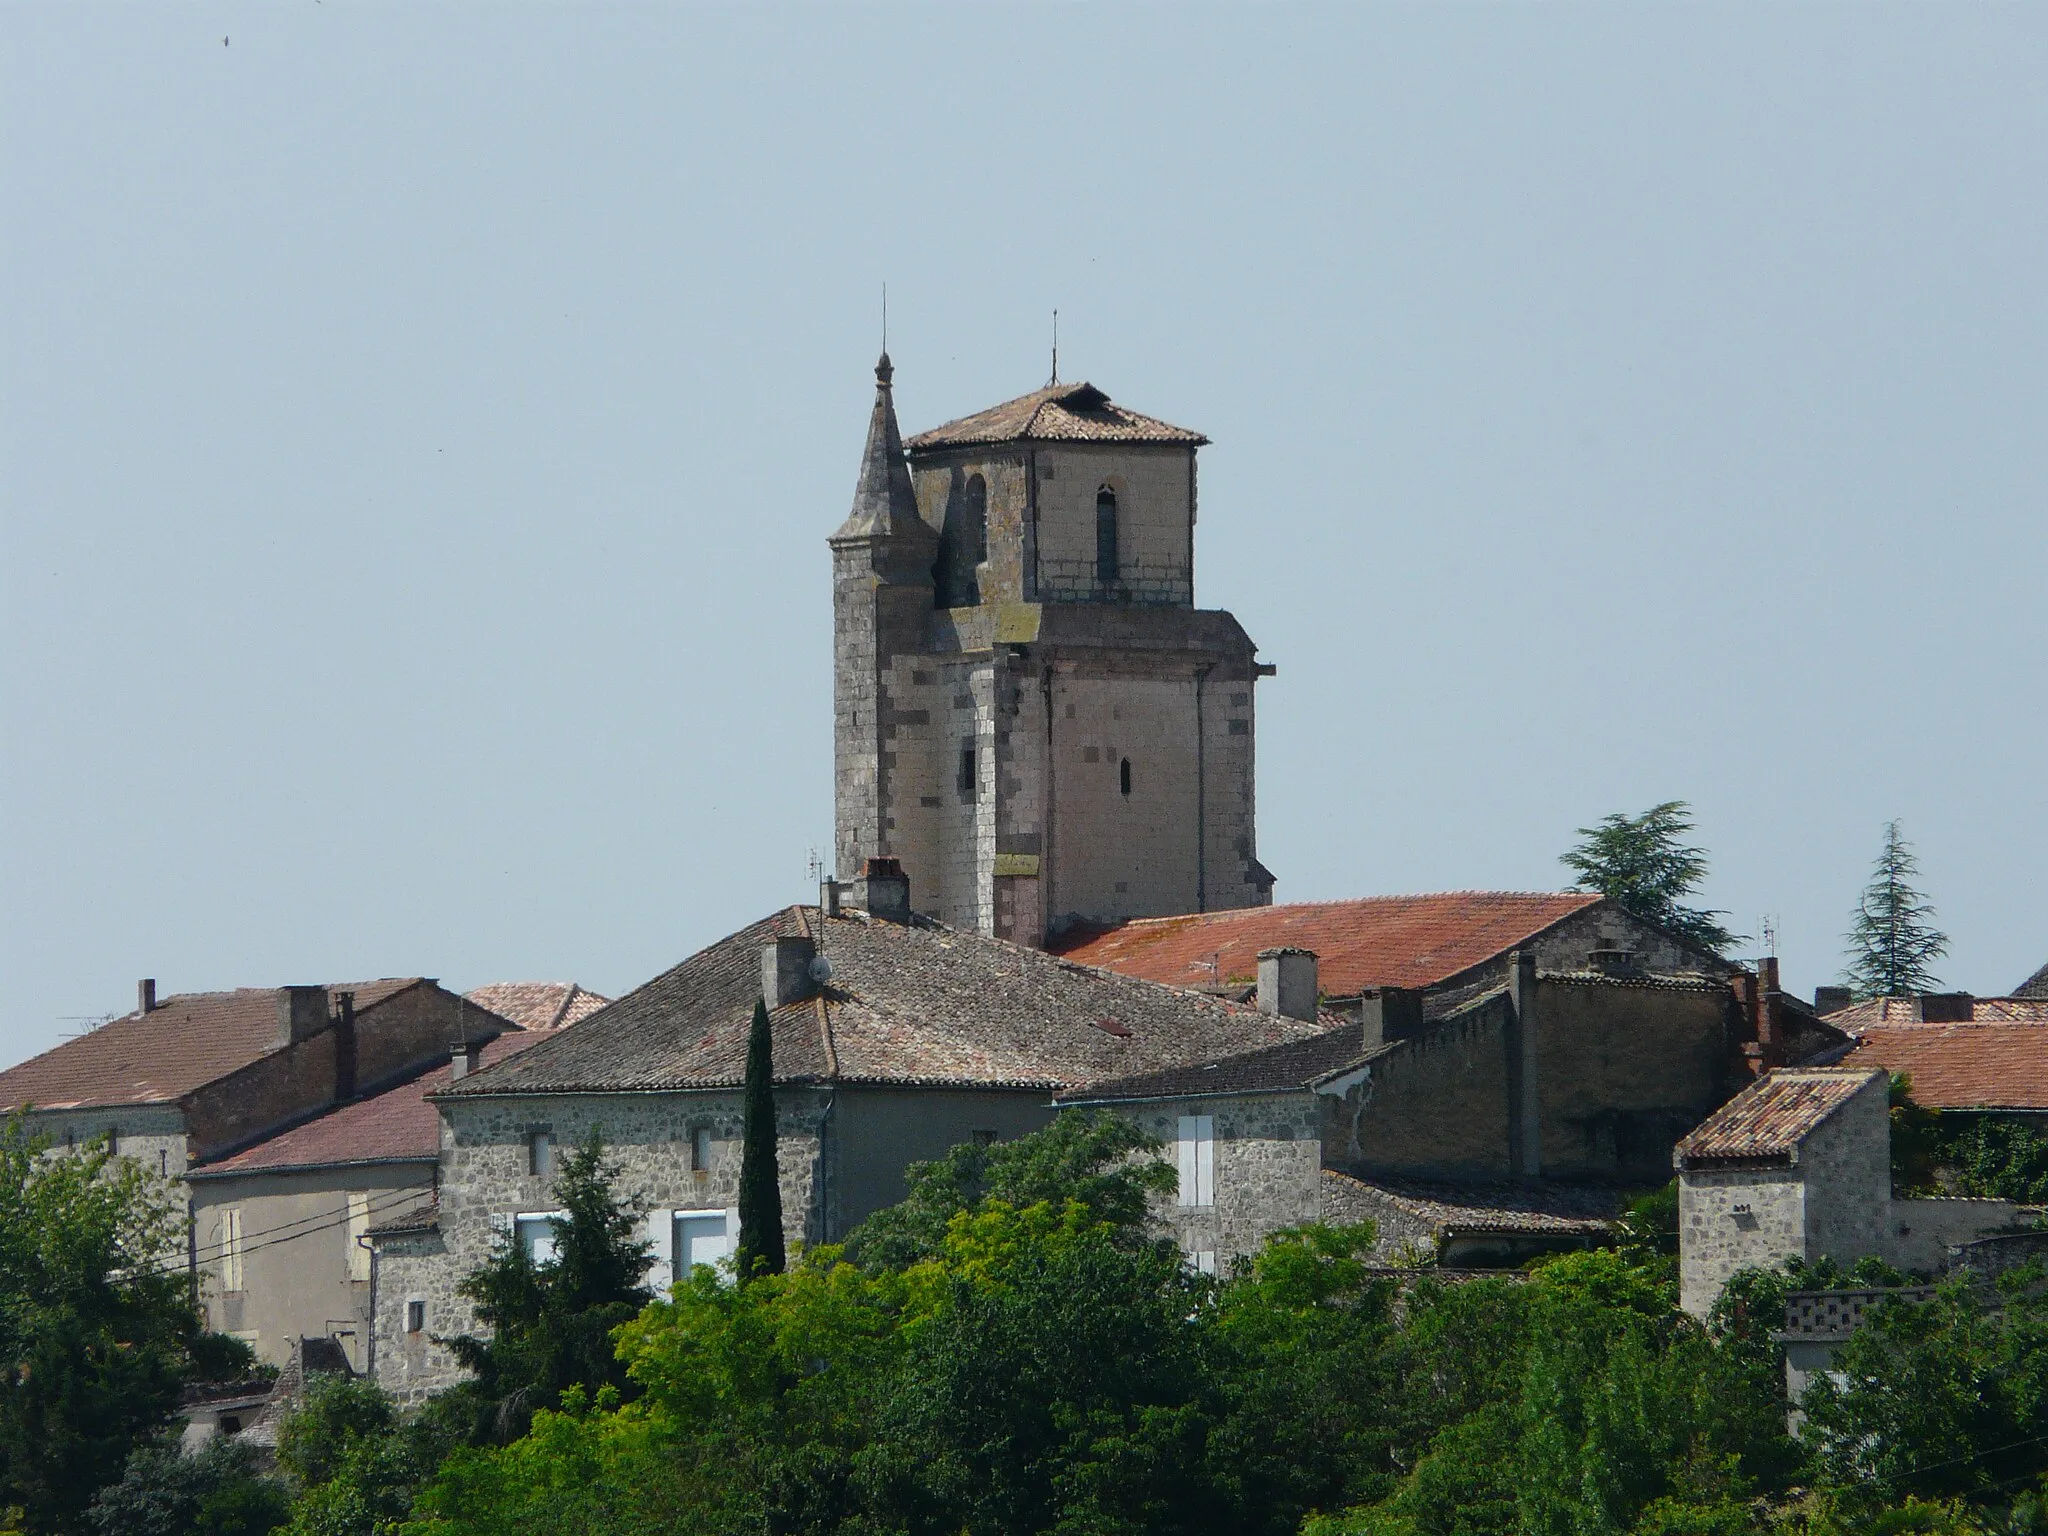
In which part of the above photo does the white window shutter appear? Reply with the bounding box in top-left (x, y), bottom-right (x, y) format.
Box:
top-left (1195, 1116), bottom-right (1216, 1207)
top-left (644, 1210), bottom-right (674, 1291)
top-left (1176, 1117), bottom-right (1199, 1207)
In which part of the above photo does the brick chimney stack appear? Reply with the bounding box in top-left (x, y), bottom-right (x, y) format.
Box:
top-left (276, 985), bottom-right (330, 1049)
top-left (852, 857), bottom-right (912, 923)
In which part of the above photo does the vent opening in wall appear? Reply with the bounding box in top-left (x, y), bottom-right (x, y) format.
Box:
top-left (1095, 486), bottom-right (1119, 589)
top-left (1120, 758), bottom-right (1132, 796)
top-left (958, 742), bottom-right (977, 802)
top-left (405, 1299), bottom-right (425, 1334)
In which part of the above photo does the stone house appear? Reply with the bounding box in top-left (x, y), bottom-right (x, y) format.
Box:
top-left (367, 869), bottom-right (1325, 1402)
top-left (184, 1031), bottom-right (540, 1370)
top-left (1673, 1067), bottom-right (2017, 1317)
top-left (1056, 936), bottom-right (1821, 1270)
top-left (833, 357), bottom-right (1272, 949)
top-left (0, 976), bottom-right (511, 1189)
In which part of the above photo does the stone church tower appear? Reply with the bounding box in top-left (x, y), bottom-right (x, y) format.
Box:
top-left (831, 355), bottom-right (1272, 947)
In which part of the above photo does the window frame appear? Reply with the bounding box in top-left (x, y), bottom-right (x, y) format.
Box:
top-left (1176, 1115), bottom-right (1216, 1208)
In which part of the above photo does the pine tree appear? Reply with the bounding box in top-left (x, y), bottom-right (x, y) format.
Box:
top-left (1560, 801), bottom-right (1738, 956)
top-left (734, 996), bottom-right (785, 1280)
top-left (1844, 820), bottom-right (1947, 999)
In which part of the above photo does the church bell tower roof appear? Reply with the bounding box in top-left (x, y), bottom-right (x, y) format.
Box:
top-left (835, 352), bottom-right (928, 542)
top-left (905, 380), bottom-right (1208, 453)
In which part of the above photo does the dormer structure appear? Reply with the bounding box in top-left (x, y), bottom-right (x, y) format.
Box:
top-left (831, 360), bottom-right (1273, 947)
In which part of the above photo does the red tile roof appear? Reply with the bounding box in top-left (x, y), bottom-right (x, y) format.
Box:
top-left (1844, 1020), bottom-right (2048, 1112)
top-left (1827, 997), bottom-right (2048, 1029)
top-left (1051, 893), bottom-right (1607, 997)
top-left (0, 980), bottom-right (425, 1112)
top-left (905, 382), bottom-right (1207, 451)
top-left (463, 982), bottom-right (610, 1032)
top-left (1675, 1069), bottom-right (1884, 1165)
top-left (192, 1032), bottom-right (538, 1176)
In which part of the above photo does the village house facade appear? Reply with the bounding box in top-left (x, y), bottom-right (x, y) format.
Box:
top-left (367, 871), bottom-right (1326, 1400)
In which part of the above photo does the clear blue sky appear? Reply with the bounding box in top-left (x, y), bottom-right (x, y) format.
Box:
top-left (4, 4), bottom-right (2043, 1063)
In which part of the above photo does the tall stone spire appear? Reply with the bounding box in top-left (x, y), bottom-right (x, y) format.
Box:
top-left (835, 352), bottom-right (927, 541)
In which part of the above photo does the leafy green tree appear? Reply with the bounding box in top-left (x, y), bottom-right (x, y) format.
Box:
top-left (1562, 802), bottom-right (1739, 956)
top-left (87, 1437), bottom-right (288, 1536)
top-left (435, 1131), bottom-right (652, 1446)
top-left (0, 1114), bottom-right (206, 1534)
top-left (1845, 820), bottom-right (1948, 999)
top-left (734, 998), bottom-right (785, 1281)
top-left (274, 1375), bottom-right (453, 1536)
top-left (847, 1109), bottom-right (1174, 1269)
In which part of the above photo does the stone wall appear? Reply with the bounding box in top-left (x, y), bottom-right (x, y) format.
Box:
top-left (1678, 1164), bottom-right (1807, 1316)
top-left (1029, 445), bottom-right (1195, 607)
top-left (1116, 1093), bottom-right (1322, 1269)
top-left (370, 1087), bottom-right (826, 1401)
top-left (1322, 998), bottom-right (1517, 1177)
top-left (824, 1086), bottom-right (1056, 1237)
top-left (25, 1102), bottom-right (189, 1181)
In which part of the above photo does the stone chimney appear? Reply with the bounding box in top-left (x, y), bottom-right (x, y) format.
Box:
top-left (762, 936), bottom-right (819, 1009)
top-left (276, 985), bottom-right (329, 1049)
top-left (450, 1040), bottom-right (483, 1080)
top-left (820, 877), bottom-right (843, 919)
top-left (852, 857), bottom-right (911, 922)
top-left (1256, 948), bottom-right (1318, 1021)
top-left (1919, 993), bottom-right (1976, 1023)
top-left (138, 978), bottom-right (157, 1015)
top-left (1359, 986), bottom-right (1425, 1049)
top-left (1813, 985), bottom-right (1852, 1016)
top-left (333, 992), bottom-right (358, 1102)
top-left (1756, 957), bottom-right (1784, 1069)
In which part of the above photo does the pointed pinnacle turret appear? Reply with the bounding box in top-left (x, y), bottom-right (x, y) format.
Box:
top-left (835, 351), bottom-right (930, 544)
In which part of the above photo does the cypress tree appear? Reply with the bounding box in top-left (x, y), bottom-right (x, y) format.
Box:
top-left (1844, 819), bottom-right (1948, 999)
top-left (734, 995), bottom-right (785, 1279)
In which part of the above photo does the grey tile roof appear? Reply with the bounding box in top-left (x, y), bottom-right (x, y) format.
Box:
top-left (1055, 1023), bottom-right (1380, 1103)
top-left (1322, 1169), bottom-right (1621, 1236)
top-left (439, 907), bottom-right (1326, 1099)
top-left (2012, 962), bottom-right (2048, 1000)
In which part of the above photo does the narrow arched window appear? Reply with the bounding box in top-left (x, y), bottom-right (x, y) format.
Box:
top-left (1120, 757), bottom-right (1132, 796)
top-left (1095, 486), bottom-right (1119, 589)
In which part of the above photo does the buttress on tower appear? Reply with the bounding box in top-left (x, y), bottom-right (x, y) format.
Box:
top-left (831, 355), bottom-right (1273, 948)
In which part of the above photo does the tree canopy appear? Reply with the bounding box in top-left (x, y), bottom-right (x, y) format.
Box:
top-left (1561, 801), bottom-right (1739, 956)
top-left (1845, 820), bottom-right (1948, 999)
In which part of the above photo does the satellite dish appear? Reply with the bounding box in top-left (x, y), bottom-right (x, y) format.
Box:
top-left (808, 954), bottom-right (834, 984)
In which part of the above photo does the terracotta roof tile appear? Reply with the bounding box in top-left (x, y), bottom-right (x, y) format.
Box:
top-left (1675, 1068), bottom-right (1884, 1166)
top-left (1053, 892), bottom-right (1607, 997)
top-left (462, 983), bottom-right (610, 1032)
top-left (905, 382), bottom-right (1207, 451)
top-left (191, 1032), bottom-right (538, 1176)
top-left (1827, 997), bottom-right (2048, 1029)
top-left (0, 980), bottom-right (425, 1112)
top-left (1844, 1019), bottom-right (2048, 1112)
top-left (440, 906), bottom-right (1325, 1098)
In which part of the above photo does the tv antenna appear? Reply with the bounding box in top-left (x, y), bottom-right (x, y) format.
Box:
top-left (1050, 308), bottom-right (1059, 384)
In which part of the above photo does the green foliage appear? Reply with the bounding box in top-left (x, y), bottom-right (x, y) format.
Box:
top-left (187, 1333), bottom-right (271, 1387)
top-left (847, 1108), bottom-right (1175, 1269)
top-left (1561, 801), bottom-right (1739, 956)
top-left (276, 1375), bottom-right (454, 1536)
top-left (435, 1131), bottom-right (651, 1446)
top-left (1908, 1114), bottom-right (2048, 1204)
top-left (0, 1113), bottom-right (207, 1534)
top-left (1892, 1075), bottom-right (1952, 1193)
top-left (87, 1437), bottom-right (289, 1536)
top-left (1844, 820), bottom-right (1948, 999)
top-left (734, 997), bottom-right (785, 1281)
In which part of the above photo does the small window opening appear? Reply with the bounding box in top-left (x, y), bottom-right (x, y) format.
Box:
top-left (958, 741), bottom-right (977, 802)
top-left (528, 1130), bottom-right (552, 1178)
top-left (1095, 486), bottom-right (1119, 589)
top-left (405, 1299), bottom-right (426, 1334)
top-left (1120, 757), bottom-right (1132, 796)
top-left (691, 1126), bottom-right (713, 1172)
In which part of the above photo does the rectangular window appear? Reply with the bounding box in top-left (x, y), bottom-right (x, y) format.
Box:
top-left (219, 1206), bottom-right (245, 1291)
top-left (1176, 1116), bottom-right (1215, 1208)
top-left (1191, 1250), bottom-right (1218, 1276)
top-left (405, 1299), bottom-right (425, 1334)
top-left (674, 1210), bottom-right (734, 1277)
top-left (528, 1130), bottom-right (552, 1178)
top-left (957, 741), bottom-right (977, 802)
top-left (346, 1192), bottom-right (371, 1282)
top-left (691, 1126), bottom-right (714, 1173)
top-left (515, 1212), bottom-right (564, 1265)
